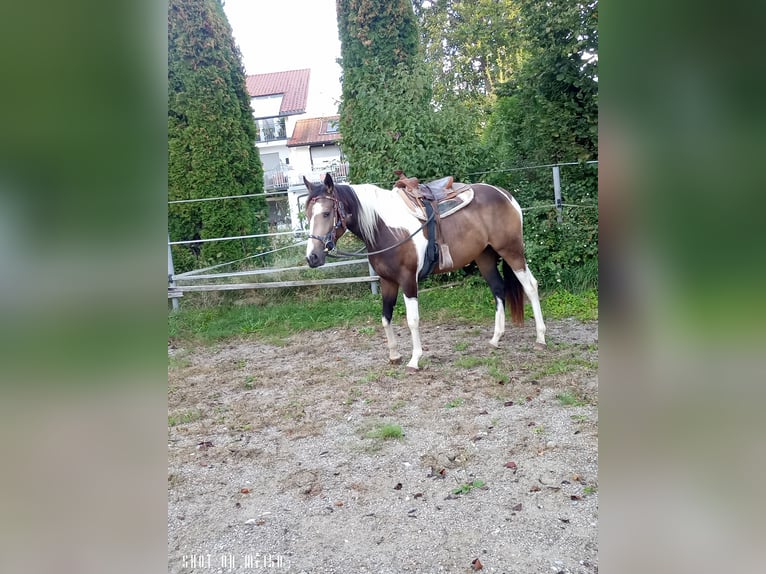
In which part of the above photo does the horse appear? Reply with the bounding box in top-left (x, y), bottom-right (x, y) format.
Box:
top-left (303, 173), bottom-right (546, 371)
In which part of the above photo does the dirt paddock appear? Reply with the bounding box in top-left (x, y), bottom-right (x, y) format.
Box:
top-left (168, 317), bottom-right (598, 573)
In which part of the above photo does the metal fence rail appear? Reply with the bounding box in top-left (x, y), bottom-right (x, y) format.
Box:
top-left (167, 162), bottom-right (597, 308)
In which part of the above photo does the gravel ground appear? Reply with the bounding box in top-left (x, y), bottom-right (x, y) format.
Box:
top-left (168, 317), bottom-right (598, 573)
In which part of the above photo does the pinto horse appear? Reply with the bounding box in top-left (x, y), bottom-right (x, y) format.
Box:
top-left (303, 173), bottom-right (546, 371)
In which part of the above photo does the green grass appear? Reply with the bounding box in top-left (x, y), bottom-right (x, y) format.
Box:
top-left (487, 365), bottom-right (509, 384)
top-left (445, 398), bottom-right (464, 408)
top-left (169, 285), bottom-right (597, 342)
top-left (453, 341), bottom-right (469, 352)
top-left (455, 356), bottom-right (486, 369)
top-left (541, 289), bottom-right (598, 321)
top-left (168, 409), bottom-right (202, 427)
top-left (452, 479), bottom-right (486, 495)
top-left (454, 355), bottom-right (507, 383)
top-left (534, 357), bottom-right (597, 378)
top-left (556, 391), bottom-right (588, 407)
top-left (366, 423), bottom-right (404, 440)
top-left (168, 355), bottom-right (191, 369)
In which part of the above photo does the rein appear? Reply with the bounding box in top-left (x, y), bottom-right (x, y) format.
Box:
top-left (327, 215), bottom-right (433, 258)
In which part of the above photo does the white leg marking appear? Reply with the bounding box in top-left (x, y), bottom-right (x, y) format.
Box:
top-left (490, 296), bottom-right (506, 347)
top-left (382, 316), bottom-right (401, 363)
top-left (513, 266), bottom-right (547, 346)
top-left (403, 295), bottom-right (423, 370)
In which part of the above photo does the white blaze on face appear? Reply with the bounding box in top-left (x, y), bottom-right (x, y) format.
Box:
top-left (306, 202), bottom-right (319, 258)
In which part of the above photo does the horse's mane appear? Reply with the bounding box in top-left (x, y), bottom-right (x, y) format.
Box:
top-left (336, 183), bottom-right (415, 244)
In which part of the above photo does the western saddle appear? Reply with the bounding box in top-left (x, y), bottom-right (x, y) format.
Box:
top-left (393, 171), bottom-right (473, 278)
top-left (393, 173), bottom-right (472, 204)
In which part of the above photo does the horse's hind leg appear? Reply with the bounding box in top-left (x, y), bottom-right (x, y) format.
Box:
top-left (380, 278), bottom-right (402, 364)
top-left (476, 249), bottom-right (506, 347)
top-left (510, 262), bottom-right (547, 348)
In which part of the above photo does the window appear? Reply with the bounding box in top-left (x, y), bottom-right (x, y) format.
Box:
top-left (255, 116), bottom-right (286, 142)
top-left (324, 120), bottom-right (339, 134)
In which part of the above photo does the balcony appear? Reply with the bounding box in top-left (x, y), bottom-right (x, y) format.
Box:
top-left (262, 162), bottom-right (350, 193)
top-left (264, 167), bottom-right (290, 192)
top-left (255, 116), bottom-right (287, 143)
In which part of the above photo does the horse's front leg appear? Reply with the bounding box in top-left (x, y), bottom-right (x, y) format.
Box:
top-left (380, 279), bottom-right (402, 365)
top-left (403, 294), bottom-right (423, 371)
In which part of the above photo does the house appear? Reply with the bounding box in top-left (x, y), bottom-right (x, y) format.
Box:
top-left (246, 69), bottom-right (348, 229)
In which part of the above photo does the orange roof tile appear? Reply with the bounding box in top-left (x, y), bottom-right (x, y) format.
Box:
top-left (287, 116), bottom-right (341, 147)
top-left (245, 69), bottom-right (310, 115)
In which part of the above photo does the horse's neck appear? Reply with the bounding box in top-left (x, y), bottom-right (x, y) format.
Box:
top-left (341, 185), bottom-right (384, 246)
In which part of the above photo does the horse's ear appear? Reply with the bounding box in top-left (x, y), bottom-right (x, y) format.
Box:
top-left (303, 176), bottom-right (312, 190)
top-left (323, 172), bottom-right (334, 191)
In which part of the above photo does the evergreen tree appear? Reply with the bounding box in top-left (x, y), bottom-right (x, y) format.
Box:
top-left (487, 0), bottom-right (598, 170)
top-left (337, 0), bottom-right (426, 184)
top-left (168, 0), bottom-right (267, 273)
top-left (336, 0), bottom-right (481, 183)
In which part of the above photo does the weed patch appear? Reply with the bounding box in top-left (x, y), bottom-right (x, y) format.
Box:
top-left (168, 409), bottom-right (202, 427)
top-left (452, 479), bottom-right (486, 495)
top-left (366, 423), bottom-right (404, 440)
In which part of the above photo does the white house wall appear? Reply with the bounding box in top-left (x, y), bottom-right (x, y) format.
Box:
top-left (289, 146), bottom-right (314, 183)
top-left (310, 144), bottom-right (342, 170)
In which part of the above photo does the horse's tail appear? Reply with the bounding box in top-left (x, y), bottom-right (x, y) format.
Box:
top-left (502, 259), bottom-right (525, 326)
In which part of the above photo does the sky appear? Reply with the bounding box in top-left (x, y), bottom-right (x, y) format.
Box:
top-left (222, 0), bottom-right (343, 117)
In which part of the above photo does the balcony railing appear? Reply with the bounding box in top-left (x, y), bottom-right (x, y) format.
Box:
top-left (264, 168), bottom-right (290, 192)
top-left (263, 162), bottom-right (350, 192)
top-left (255, 116), bottom-right (287, 143)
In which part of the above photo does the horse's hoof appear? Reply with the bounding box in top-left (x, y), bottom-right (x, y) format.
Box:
top-left (389, 357), bottom-right (402, 365)
top-left (406, 366), bottom-right (419, 373)
top-left (489, 339), bottom-right (500, 348)
top-left (534, 342), bottom-right (547, 351)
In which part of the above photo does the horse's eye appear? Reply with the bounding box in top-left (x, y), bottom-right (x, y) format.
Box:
top-left (323, 212), bottom-right (330, 218)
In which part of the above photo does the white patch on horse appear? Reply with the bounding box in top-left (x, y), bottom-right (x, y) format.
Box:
top-left (403, 295), bottom-right (423, 370)
top-left (305, 201), bottom-right (325, 258)
top-left (490, 295), bottom-right (506, 347)
top-left (511, 265), bottom-right (547, 346)
top-left (351, 184), bottom-right (429, 276)
top-left (381, 315), bottom-right (402, 364)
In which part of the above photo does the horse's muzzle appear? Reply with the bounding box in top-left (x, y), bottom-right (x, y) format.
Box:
top-left (306, 251), bottom-right (325, 268)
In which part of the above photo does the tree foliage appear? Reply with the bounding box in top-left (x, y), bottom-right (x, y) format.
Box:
top-left (168, 0), bottom-right (267, 273)
top-left (484, 0), bottom-right (598, 171)
top-left (415, 0), bottom-right (524, 103)
top-left (337, 0), bottom-right (481, 185)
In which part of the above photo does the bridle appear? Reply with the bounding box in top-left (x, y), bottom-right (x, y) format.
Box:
top-left (306, 192), bottom-right (347, 252)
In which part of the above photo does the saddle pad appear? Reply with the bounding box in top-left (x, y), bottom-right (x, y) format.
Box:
top-left (397, 186), bottom-right (474, 221)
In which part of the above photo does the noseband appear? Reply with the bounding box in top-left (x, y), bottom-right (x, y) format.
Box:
top-left (307, 192), bottom-right (347, 252)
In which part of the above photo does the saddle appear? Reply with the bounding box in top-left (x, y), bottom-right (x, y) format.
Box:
top-left (393, 172), bottom-right (475, 279)
top-left (393, 174), bottom-right (474, 219)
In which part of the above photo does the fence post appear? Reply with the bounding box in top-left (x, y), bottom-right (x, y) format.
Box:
top-left (168, 234), bottom-right (180, 310)
top-left (368, 262), bottom-right (379, 295)
top-left (552, 165), bottom-right (563, 223)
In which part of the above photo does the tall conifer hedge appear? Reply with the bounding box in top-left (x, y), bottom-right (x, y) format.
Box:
top-left (168, 0), bottom-right (267, 273)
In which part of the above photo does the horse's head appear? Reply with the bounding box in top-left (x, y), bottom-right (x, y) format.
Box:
top-left (304, 173), bottom-right (347, 268)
